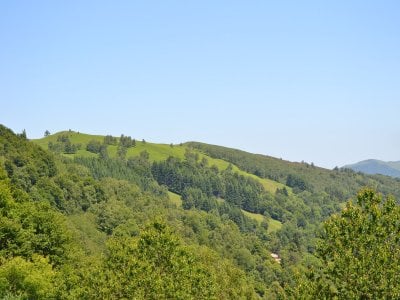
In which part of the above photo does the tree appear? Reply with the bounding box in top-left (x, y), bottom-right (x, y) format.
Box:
top-left (119, 134), bottom-right (135, 148)
top-left (86, 140), bottom-right (102, 153)
top-left (0, 255), bottom-right (57, 299)
top-left (99, 144), bottom-right (109, 160)
top-left (117, 145), bottom-right (127, 160)
top-left (104, 135), bottom-right (117, 145)
top-left (297, 188), bottom-right (400, 299)
top-left (286, 174), bottom-right (311, 193)
top-left (139, 150), bottom-right (149, 160)
top-left (85, 221), bottom-right (216, 299)
top-left (19, 129), bottom-right (27, 139)
top-left (44, 130), bottom-right (51, 137)
top-left (64, 140), bottom-right (78, 154)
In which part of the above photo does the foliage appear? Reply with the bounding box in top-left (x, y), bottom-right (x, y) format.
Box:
top-left (86, 140), bottom-right (103, 154)
top-left (0, 179), bottom-right (73, 266)
top-left (103, 135), bottom-right (117, 145)
top-left (0, 255), bottom-right (57, 299)
top-left (74, 156), bottom-right (165, 197)
top-left (119, 134), bottom-right (136, 148)
top-left (48, 137), bottom-right (81, 154)
top-left (187, 142), bottom-right (400, 201)
top-left (83, 221), bottom-right (218, 299)
top-left (5, 125), bottom-right (400, 299)
top-left (295, 188), bottom-right (400, 299)
top-left (286, 173), bottom-right (312, 193)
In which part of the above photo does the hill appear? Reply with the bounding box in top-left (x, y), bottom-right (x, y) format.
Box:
top-left (344, 159), bottom-right (400, 178)
top-left (2, 126), bottom-right (400, 298)
top-left (186, 142), bottom-right (400, 199)
top-left (33, 131), bottom-right (289, 228)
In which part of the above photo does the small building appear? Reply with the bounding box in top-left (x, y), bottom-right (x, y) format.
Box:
top-left (270, 253), bottom-right (281, 264)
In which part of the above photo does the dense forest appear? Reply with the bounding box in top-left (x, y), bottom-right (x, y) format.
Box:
top-left (1, 125), bottom-right (400, 299)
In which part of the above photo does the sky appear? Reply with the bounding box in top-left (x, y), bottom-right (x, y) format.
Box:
top-left (1, 1), bottom-right (400, 169)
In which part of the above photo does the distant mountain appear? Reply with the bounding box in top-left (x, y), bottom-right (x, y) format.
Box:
top-left (344, 159), bottom-right (400, 178)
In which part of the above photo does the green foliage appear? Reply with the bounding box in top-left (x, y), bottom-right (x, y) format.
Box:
top-left (46, 135), bottom-right (82, 154)
top-left (187, 142), bottom-right (400, 201)
top-left (84, 221), bottom-right (218, 299)
top-left (0, 180), bottom-right (73, 266)
top-left (8, 125), bottom-right (400, 299)
top-left (182, 187), bottom-right (217, 211)
top-left (103, 134), bottom-right (117, 145)
top-left (168, 191), bottom-right (182, 206)
top-left (152, 156), bottom-right (265, 231)
top-left (127, 150), bottom-right (152, 177)
top-left (66, 212), bottom-right (107, 256)
top-left (297, 188), bottom-right (400, 299)
top-left (117, 144), bottom-right (127, 160)
top-left (74, 156), bottom-right (165, 196)
top-left (18, 129), bottom-right (27, 140)
top-left (151, 155), bottom-right (273, 215)
top-left (0, 255), bottom-right (57, 299)
top-left (93, 198), bottom-right (134, 235)
top-left (86, 140), bottom-right (103, 153)
top-left (0, 126), bottom-right (57, 191)
top-left (286, 173), bottom-right (312, 193)
top-left (33, 131), bottom-right (188, 162)
top-left (48, 139), bottom-right (81, 154)
top-left (119, 134), bottom-right (136, 148)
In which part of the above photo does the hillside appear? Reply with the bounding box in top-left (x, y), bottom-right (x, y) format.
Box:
top-left (344, 159), bottom-right (400, 178)
top-left (33, 131), bottom-right (400, 229)
top-left (186, 142), bottom-right (400, 199)
top-left (33, 131), bottom-right (289, 229)
top-left (2, 125), bottom-right (400, 298)
top-left (33, 131), bottom-right (290, 192)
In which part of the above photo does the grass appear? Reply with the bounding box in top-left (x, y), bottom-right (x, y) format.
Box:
top-left (128, 142), bottom-right (187, 161)
top-left (217, 198), bottom-right (282, 232)
top-left (36, 131), bottom-right (285, 232)
top-left (104, 142), bottom-right (189, 162)
top-left (267, 218), bottom-right (283, 233)
top-left (168, 191), bottom-right (182, 207)
top-left (34, 130), bottom-right (292, 205)
top-left (32, 130), bottom-right (104, 149)
top-left (33, 131), bottom-right (188, 162)
top-left (247, 173), bottom-right (291, 194)
top-left (241, 209), bottom-right (282, 233)
top-left (196, 156), bottom-right (291, 194)
top-left (241, 209), bottom-right (265, 223)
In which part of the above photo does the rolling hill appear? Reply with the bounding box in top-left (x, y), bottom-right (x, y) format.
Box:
top-left (1, 125), bottom-right (400, 298)
top-left (32, 130), bottom-right (285, 230)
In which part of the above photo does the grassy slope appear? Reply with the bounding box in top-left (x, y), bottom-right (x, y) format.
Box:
top-left (186, 141), bottom-right (400, 202)
top-left (33, 132), bottom-right (288, 194)
top-left (34, 131), bottom-right (187, 161)
top-left (33, 131), bottom-right (284, 230)
top-left (168, 191), bottom-right (183, 207)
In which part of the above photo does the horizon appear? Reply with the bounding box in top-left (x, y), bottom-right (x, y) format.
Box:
top-left (22, 127), bottom-right (399, 170)
top-left (1, 1), bottom-right (400, 169)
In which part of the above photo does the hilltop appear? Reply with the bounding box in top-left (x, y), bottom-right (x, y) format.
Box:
top-left (33, 131), bottom-right (288, 229)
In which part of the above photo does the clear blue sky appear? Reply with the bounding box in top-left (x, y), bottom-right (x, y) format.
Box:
top-left (1, 1), bottom-right (399, 168)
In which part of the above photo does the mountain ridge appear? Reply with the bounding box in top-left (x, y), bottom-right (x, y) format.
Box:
top-left (344, 159), bottom-right (400, 178)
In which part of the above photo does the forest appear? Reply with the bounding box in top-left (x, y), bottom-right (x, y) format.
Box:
top-left (1, 124), bottom-right (400, 299)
